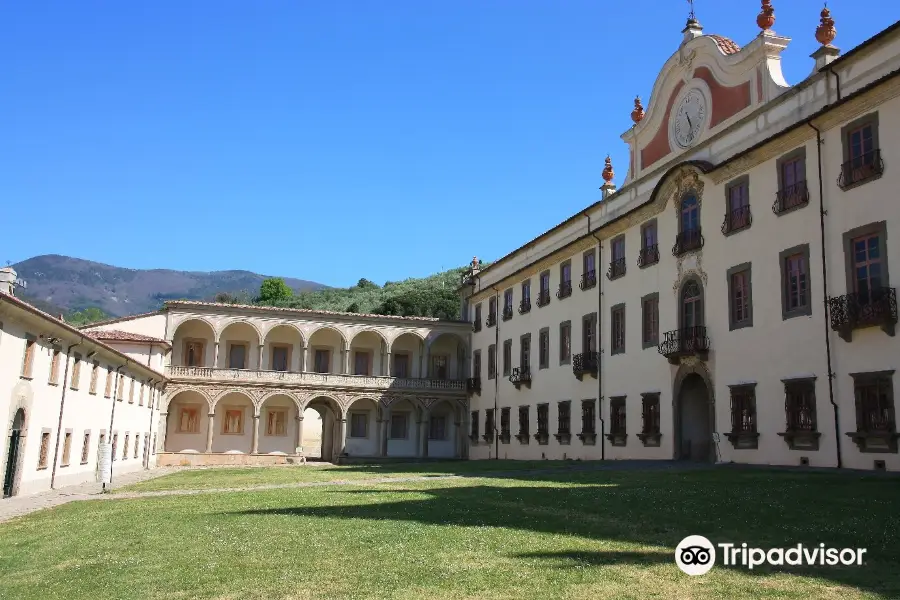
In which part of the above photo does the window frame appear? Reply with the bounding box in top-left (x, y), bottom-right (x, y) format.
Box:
top-left (842, 221), bottom-right (890, 299)
top-left (349, 411), bottom-right (369, 438)
top-left (487, 344), bottom-right (496, 380)
top-left (726, 262), bottom-right (754, 331)
top-left (779, 244), bottom-right (812, 320)
top-left (502, 339), bottom-right (512, 377)
top-left (641, 293), bottom-right (659, 349)
top-left (723, 174), bottom-right (751, 235)
top-left (389, 412), bottom-right (410, 440)
top-left (538, 327), bottom-right (550, 370)
top-left (610, 303), bottom-right (626, 355)
top-left (559, 320), bottom-right (572, 365)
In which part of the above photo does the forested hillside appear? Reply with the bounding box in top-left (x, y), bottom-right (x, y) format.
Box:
top-left (219, 265), bottom-right (479, 321)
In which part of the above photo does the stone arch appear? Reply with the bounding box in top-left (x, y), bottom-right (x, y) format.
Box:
top-left (2, 382), bottom-right (34, 498)
top-left (170, 318), bottom-right (218, 367)
top-left (647, 161), bottom-right (714, 207)
top-left (170, 316), bottom-right (217, 340)
top-left (262, 321), bottom-right (307, 347)
top-left (672, 360), bottom-right (716, 462)
top-left (425, 332), bottom-right (468, 380)
top-left (349, 328), bottom-right (389, 348)
top-left (218, 319), bottom-right (264, 346)
top-left (162, 386), bottom-right (213, 413)
top-left (305, 394), bottom-right (344, 461)
top-left (307, 324), bottom-right (350, 348)
top-left (163, 388), bottom-right (214, 453)
top-left (211, 388), bottom-right (256, 411)
top-left (258, 390), bottom-right (303, 415)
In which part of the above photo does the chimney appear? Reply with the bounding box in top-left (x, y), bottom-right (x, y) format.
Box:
top-left (0, 267), bottom-right (16, 295)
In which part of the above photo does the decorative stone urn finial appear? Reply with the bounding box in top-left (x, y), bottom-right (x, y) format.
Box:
top-left (757, 0), bottom-right (775, 31)
top-left (631, 96), bottom-right (645, 124)
top-left (471, 256), bottom-right (480, 269)
top-left (816, 3), bottom-right (836, 46)
top-left (602, 156), bottom-right (614, 184)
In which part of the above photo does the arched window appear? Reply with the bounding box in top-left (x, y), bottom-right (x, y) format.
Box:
top-left (681, 195), bottom-right (699, 233)
top-left (681, 280), bottom-right (704, 330)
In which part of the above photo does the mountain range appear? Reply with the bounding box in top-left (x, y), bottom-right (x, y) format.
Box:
top-left (12, 254), bottom-right (326, 318)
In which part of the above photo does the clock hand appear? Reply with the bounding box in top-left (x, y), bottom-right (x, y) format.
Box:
top-left (686, 113), bottom-right (693, 128)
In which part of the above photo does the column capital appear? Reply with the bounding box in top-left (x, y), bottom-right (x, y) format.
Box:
top-left (295, 415), bottom-right (304, 422)
top-left (253, 414), bottom-right (260, 420)
top-left (208, 413), bottom-right (215, 418)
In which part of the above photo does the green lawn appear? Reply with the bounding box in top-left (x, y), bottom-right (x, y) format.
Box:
top-left (115, 460), bottom-right (593, 492)
top-left (1, 466), bottom-right (898, 599)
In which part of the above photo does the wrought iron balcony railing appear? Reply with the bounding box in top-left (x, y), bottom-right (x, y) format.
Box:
top-left (466, 377), bottom-right (481, 393)
top-left (556, 281), bottom-right (573, 299)
top-left (838, 149), bottom-right (884, 189)
top-left (658, 326), bottom-right (710, 364)
top-left (606, 258), bottom-right (626, 280)
top-left (672, 229), bottom-right (704, 256)
top-left (486, 313), bottom-right (497, 327)
top-left (536, 290), bottom-right (551, 307)
top-left (572, 351), bottom-right (600, 380)
top-left (721, 205), bottom-right (752, 235)
top-left (502, 305), bottom-right (514, 321)
top-left (510, 366), bottom-right (532, 389)
top-left (773, 180), bottom-right (810, 215)
top-left (579, 270), bottom-right (597, 291)
top-left (638, 244), bottom-right (659, 268)
top-left (519, 298), bottom-right (532, 314)
top-left (828, 287), bottom-right (898, 341)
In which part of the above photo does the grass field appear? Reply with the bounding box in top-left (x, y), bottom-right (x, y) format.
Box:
top-left (1, 464), bottom-right (898, 599)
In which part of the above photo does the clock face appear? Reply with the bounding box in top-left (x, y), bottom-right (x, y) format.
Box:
top-left (671, 89), bottom-right (707, 149)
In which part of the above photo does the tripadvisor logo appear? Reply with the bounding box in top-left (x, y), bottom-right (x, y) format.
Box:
top-left (675, 535), bottom-right (867, 576)
top-left (675, 535), bottom-right (866, 575)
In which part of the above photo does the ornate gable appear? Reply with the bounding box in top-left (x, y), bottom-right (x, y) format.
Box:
top-left (621, 20), bottom-right (790, 184)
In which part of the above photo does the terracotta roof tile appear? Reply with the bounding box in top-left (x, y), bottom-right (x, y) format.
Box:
top-left (708, 35), bottom-right (741, 55)
top-left (86, 329), bottom-right (171, 347)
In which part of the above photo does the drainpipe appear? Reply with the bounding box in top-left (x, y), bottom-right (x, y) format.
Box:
top-left (490, 285), bottom-right (500, 460)
top-left (105, 362), bottom-right (128, 489)
top-left (50, 336), bottom-right (84, 488)
top-left (809, 120), bottom-right (842, 469)
top-left (144, 379), bottom-right (156, 469)
top-left (585, 213), bottom-right (606, 461)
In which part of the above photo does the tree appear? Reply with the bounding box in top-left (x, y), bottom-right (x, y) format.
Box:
top-left (257, 278), bottom-right (293, 305)
top-left (356, 278), bottom-right (379, 289)
top-left (346, 302), bottom-right (360, 313)
top-left (66, 307), bottom-right (110, 326)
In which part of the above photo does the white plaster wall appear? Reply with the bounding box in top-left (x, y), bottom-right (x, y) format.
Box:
top-left (164, 391), bottom-right (209, 453)
top-left (88, 313), bottom-right (167, 339)
top-left (257, 399), bottom-right (299, 455)
top-left (823, 95), bottom-right (900, 471)
top-left (0, 314), bottom-right (161, 498)
top-left (344, 406), bottom-right (378, 457)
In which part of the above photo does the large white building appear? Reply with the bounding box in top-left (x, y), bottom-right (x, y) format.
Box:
top-left (462, 8), bottom-right (900, 471)
top-left (84, 301), bottom-right (471, 466)
top-left (0, 269), bottom-right (167, 498)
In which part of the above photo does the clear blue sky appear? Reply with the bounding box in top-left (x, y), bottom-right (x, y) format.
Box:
top-left (3, 1), bottom-right (898, 288)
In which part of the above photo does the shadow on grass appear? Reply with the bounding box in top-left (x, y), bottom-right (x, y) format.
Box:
top-left (229, 470), bottom-right (900, 597)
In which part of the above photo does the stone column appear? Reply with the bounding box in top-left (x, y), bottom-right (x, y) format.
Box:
top-left (420, 411), bottom-right (430, 458)
top-left (454, 420), bottom-right (462, 458)
top-left (213, 342), bottom-right (220, 368)
top-left (206, 413), bottom-right (215, 453)
top-left (258, 345), bottom-right (265, 371)
top-left (158, 412), bottom-right (168, 452)
top-left (413, 413), bottom-right (422, 458)
top-left (338, 418), bottom-right (347, 456)
top-left (344, 348), bottom-right (351, 374)
top-left (303, 345), bottom-right (310, 372)
top-left (381, 408), bottom-right (392, 456)
top-left (295, 416), bottom-right (304, 455)
top-left (384, 353), bottom-right (392, 377)
top-left (252, 414), bottom-right (260, 454)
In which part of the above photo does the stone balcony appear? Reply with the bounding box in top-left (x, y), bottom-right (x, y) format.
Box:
top-left (166, 365), bottom-right (466, 393)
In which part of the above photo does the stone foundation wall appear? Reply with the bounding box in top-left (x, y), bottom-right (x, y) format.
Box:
top-left (157, 452), bottom-right (304, 467)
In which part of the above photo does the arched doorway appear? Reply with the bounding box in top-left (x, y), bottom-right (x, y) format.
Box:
top-left (305, 397), bottom-right (341, 461)
top-left (3, 409), bottom-right (25, 498)
top-left (673, 366), bottom-right (714, 462)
